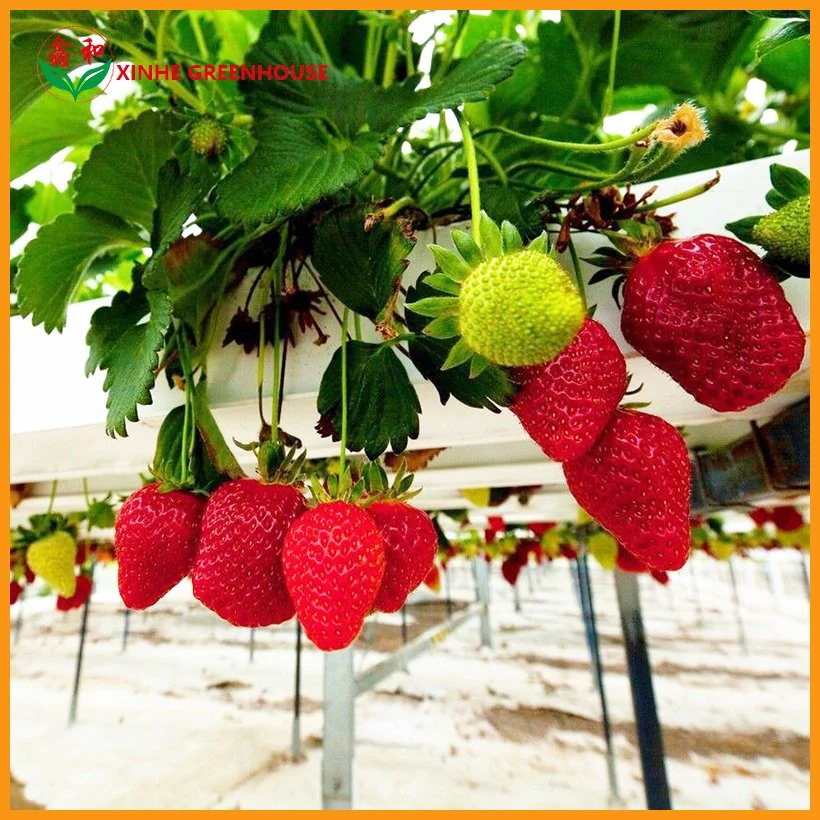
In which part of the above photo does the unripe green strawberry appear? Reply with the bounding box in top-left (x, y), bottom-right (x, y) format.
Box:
top-left (408, 213), bottom-right (585, 370)
top-left (26, 531), bottom-right (77, 598)
top-left (189, 117), bottom-right (228, 158)
top-left (752, 194), bottom-right (810, 265)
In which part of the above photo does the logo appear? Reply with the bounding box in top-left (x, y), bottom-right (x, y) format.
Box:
top-left (37, 27), bottom-right (114, 103)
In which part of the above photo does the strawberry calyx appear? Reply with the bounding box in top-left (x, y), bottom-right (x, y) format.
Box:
top-left (233, 432), bottom-right (307, 486)
top-left (306, 457), bottom-right (420, 508)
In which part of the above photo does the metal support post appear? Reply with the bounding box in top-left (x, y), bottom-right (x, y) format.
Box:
top-left (575, 552), bottom-right (621, 807)
top-left (68, 573), bottom-right (93, 726)
top-left (727, 559), bottom-right (748, 654)
top-left (443, 564), bottom-right (453, 619)
top-left (249, 627), bottom-right (256, 663)
top-left (512, 579), bottom-right (522, 612)
top-left (322, 646), bottom-right (355, 810)
top-left (473, 558), bottom-right (492, 648)
top-left (121, 608), bottom-right (131, 652)
top-left (614, 569), bottom-right (671, 810)
top-left (291, 621), bottom-right (303, 759)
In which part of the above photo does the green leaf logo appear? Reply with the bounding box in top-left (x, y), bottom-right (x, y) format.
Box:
top-left (38, 58), bottom-right (111, 101)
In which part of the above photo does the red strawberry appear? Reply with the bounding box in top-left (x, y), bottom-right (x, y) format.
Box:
top-left (616, 544), bottom-right (649, 573)
top-left (621, 234), bottom-right (805, 411)
top-left (651, 570), bottom-right (670, 585)
top-left (528, 522), bottom-right (555, 537)
top-left (282, 500), bottom-right (385, 651)
top-left (748, 508), bottom-right (772, 527)
top-left (115, 484), bottom-right (205, 610)
top-left (563, 409), bottom-right (691, 571)
top-left (10, 581), bottom-right (21, 605)
top-left (559, 544), bottom-right (578, 560)
top-left (367, 501), bottom-right (437, 613)
top-left (423, 563), bottom-right (441, 592)
top-left (192, 479), bottom-right (306, 627)
top-left (512, 318), bottom-right (627, 460)
top-left (770, 505), bottom-right (803, 532)
top-left (24, 567), bottom-right (35, 584)
top-left (501, 555), bottom-right (523, 586)
top-left (57, 574), bottom-right (93, 611)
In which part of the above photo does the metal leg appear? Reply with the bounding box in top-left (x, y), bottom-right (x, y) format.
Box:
top-left (689, 559), bottom-right (704, 625)
top-left (764, 552), bottom-right (784, 612)
top-left (526, 562), bottom-right (535, 594)
top-left (121, 609), bottom-right (130, 652)
top-left (727, 559), bottom-right (748, 654)
top-left (400, 606), bottom-right (408, 645)
top-left (473, 558), bottom-right (492, 649)
top-left (576, 553), bottom-right (621, 807)
top-left (444, 565), bottom-right (453, 619)
top-left (614, 569), bottom-right (671, 810)
top-left (13, 587), bottom-right (25, 645)
top-left (512, 579), bottom-right (522, 612)
top-left (801, 553), bottom-right (810, 602)
top-left (249, 627), bottom-right (256, 663)
top-left (291, 621), bottom-right (303, 759)
top-left (68, 576), bottom-right (93, 726)
top-left (322, 647), bottom-right (355, 810)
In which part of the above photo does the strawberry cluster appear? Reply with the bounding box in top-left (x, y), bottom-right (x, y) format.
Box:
top-left (509, 230), bottom-right (804, 575)
top-left (114, 468), bottom-right (438, 652)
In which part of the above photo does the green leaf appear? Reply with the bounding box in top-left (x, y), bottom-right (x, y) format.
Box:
top-left (85, 284), bottom-right (172, 437)
top-left (406, 296), bottom-right (459, 318)
top-left (755, 19), bottom-right (810, 61)
top-left (216, 31), bottom-right (524, 222)
top-left (152, 159), bottom-right (218, 254)
top-left (430, 245), bottom-right (472, 282)
top-left (769, 164), bottom-right (810, 202)
top-left (451, 229), bottom-right (483, 268)
top-left (479, 212), bottom-right (503, 257)
top-left (25, 182), bottom-right (73, 226)
top-left (216, 116), bottom-right (383, 224)
top-left (10, 188), bottom-right (34, 244)
top-left (442, 338), bottom-right (473, 369)
top-left (423, 315), bottom-right (460, 339)
top-left (87, 498), bottom-right (116, 530)
top-left (311, 206), bottom-right (415, 320)
top-left (10, 10), bottom-right (97, 36)
top-left (10, 91), bottom-right (94, 179)
top-left (143, 235), bottom-right (225, 343)
top-left (406, 278), bottom-right (512, 412)
top-left (423, 273), bottom-right (461, 296)
top-left (74, 111), bottom-right (179, 233)
top-left (317, 341), bottom-right (421, 459)
top-left (724, 216), bottom-right (762, 244)
top-left (16, 208), bottom-right (143, 333)
top-left (11, 33), bottom-right (56, 121)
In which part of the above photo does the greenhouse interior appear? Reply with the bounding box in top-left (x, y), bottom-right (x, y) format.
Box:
top-left (8, 8), bottom-right (811, 811)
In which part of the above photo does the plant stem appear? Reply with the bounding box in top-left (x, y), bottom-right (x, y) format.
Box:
top-left (375, 195), bottom-right (414, 221)
top-left (633, 172), bottom-right (721, 213)
top-left (507, 159), bottom-right (610, 180)
top-left (188, 11), bottom-right (209, 60)
top-left (456, 111), bottom-right (482, 244)
top-left (477, 121), bottom-right (658, 154)
top-left (473, 143), bottom-right (508, 185)
top-left (155, 10), bottom-right (172, 65)
top-left (354, 314), bottom-right (363, 341)
top-left (256, 304), bottom-right (267, 430)
top-left (339, 307), bottom-right (350, 472)
top-left (47, 480), bottom-right (58, 515)
top-left (270, 224), bottom-right (289, 431)
top-left (601, 11), bottom-right (621, 122)
top-left (404, 27), bottom-right (415, 76)
top-left (567, 238), bottom-right (587, 309)
top-left (82, 478), bottom-right (90, 507)
top-left (302, 10), bottom-right (332, 64)
top-left (382, 34), bottom-right (399, 88)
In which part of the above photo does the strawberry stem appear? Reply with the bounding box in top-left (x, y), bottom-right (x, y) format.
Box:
top-left (271, 226), bottom-right (288, 432)
top-left (632, 172), bottom-right (721, 213)
top-left (340, 307), bottom-right (350, 472)
top-left (567, 238), bottom-right (587, 309)
top-left (483, 120), bottom-right (658, 153)
top-left (456, 110), bottom-right (482, 245)
top-left (256, 312), bottom-right (267, 432)
top-left (601, 11), bottom-right (621, 122)
top-left (47, 480), bottom-right (57, 515)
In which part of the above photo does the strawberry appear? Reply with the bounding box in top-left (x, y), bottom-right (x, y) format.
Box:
top-left (748, 508), bottom-right (772, 527)
top-left (651, 570), bottom-right (670, 585)
top-left (367, 500), bottom-right (437, 613)
top-left (408, 214), bottom-right (584, 369)
top-left (616, 544), bottom-right (650, 573)
top-left (192, 479), bottom-right (306, 627)
top-left (189, 116), bottom-right (228, 158)
top-left (563, 409), bottom-right (691, 571)
top-left (56, 574), bottom-right (93, 612)
top-left (282, 500), bottom-right (385, 651)
top-left (10, 581), bottom-right (21, 606)
top-left (621, 234), bottom-right (805, 411)
top-left (501, 555), bottom-right (523, 586)
top-left (423, 563), bottom-right (441, 593)
top-left (511, 318), bottom-right (626, 461)
top-left (26, 531), bottom-right (77, 598)
top-left (115, 484), bottom-right (205, 610)
top-left (770, 505), bottom-right (804, 532)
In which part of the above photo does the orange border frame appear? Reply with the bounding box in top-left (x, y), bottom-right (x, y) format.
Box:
top-left (2, 2), bottom-right (815, 817)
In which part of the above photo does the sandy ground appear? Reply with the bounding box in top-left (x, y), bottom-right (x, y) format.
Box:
top-left (9, 551), bottom-right (810, 810)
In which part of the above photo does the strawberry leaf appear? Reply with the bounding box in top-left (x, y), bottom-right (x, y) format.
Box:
top-left (216, 32), bottom-right (525, 222)
top-left (74, 111), bottom-right (179, 233)
top-left (316, 341), bottom-right (421, 459)
top-left (311, 206), bottom-right (414, 320)
top-left (86, 278), bottom-right (172, 437)
top-left (15, 208), bottom-right (143, 333)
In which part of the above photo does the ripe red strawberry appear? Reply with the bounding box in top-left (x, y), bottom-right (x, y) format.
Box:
top-left (423, 563), bottom-right (441, 592)
top-left (511, 318), bottom-right (627, 460)
top-left (616, 544), bottom-right (649, 573)
top-left (621, 234), bottom-right (805, 411)
top-left (57, 574), bottom-right (93, 611)
top-left (770, 505), bottom-right (803, 532)
top-left (501, 555), bottom-right (523, 586)
top-left (748, 508), bottom-right (772, 527)
top-left (24, 566), bottom-right (35, 584)
top-left (115, 484), bottom-right (205, 610)
top-left (367, 501), bottom-right (437, 613)
top-left (559, 544), bottom-right (578, 560)
top-left (563, 409), bottom-right (691, 571)
top-left (192, 479), bottom-right (305, 627)
top-left (282, 500), bottom-right (385, 651)
top-left (651, 570), bottom-right (670, 585)
top-left (10, 581), bottom-right (21, 606)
